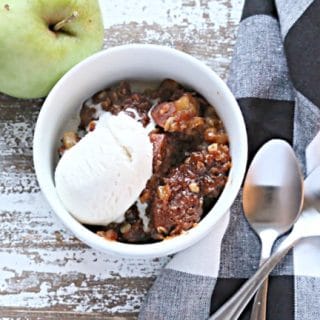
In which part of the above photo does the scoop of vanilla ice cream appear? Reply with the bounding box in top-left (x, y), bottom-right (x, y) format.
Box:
top-left (55, 112), bottom-right (153, 226)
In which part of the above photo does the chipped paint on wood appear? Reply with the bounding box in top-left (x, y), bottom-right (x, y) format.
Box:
top-left (0, 0), bottom-right (243, 318)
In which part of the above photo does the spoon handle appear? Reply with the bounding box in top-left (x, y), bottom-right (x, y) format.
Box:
top-left (250, 233), bottom-right (276, 320)
top-left (208, 233), bottom-right (300, 320)
top-left (249, 277), bottom-right (268, 320)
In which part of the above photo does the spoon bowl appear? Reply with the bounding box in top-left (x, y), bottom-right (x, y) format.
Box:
top-left (243, 140), bottom-right (304, 236)
top-left (304, 166), bottom-right (320, 212)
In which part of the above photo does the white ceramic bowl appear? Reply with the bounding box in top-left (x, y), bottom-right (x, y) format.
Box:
top-left (33, 44), bottom-right (247, 258)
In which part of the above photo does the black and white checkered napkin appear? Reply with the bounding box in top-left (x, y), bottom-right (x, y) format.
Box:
top-left (139, 0), bottom-right (320, 319)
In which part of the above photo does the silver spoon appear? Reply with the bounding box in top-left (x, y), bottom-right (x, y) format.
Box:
top-left (209, 139), bottom-right (304, 320)
top-left (243, 140), bottom-right (304, 320)
top-left (209, 165), bottom-right (320, 320)
top-left (303, 166), bottom-right (320, 212)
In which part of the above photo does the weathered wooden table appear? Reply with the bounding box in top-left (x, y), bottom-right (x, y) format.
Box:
top-left (0, 0), bottom-right (243, 318)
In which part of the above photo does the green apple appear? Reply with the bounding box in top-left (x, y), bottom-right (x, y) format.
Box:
top-left (0, 0), bottom-right (104, 99)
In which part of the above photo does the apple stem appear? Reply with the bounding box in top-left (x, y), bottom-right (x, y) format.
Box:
top-left (53, 11), bottom-right (79, 32)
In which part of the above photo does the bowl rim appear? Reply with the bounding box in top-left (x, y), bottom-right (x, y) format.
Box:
top-left (33, 43), bottom-right (248, 257)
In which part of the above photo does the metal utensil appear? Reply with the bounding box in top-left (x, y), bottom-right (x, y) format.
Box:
top-left (243, 140), bottom-right (304, 320)
top-left (303, 166), bottom-right (320, 212)
top-left (209, 166), bottom-right (320, 320)
top-left (209, 139), bottom-right (304, 320)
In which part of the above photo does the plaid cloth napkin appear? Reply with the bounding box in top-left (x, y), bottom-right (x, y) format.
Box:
top-left (139, 0), bottom-right (320, 319)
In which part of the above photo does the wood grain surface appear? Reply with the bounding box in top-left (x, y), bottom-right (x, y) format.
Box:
top-left (0, 0), bottom-right (243, 318)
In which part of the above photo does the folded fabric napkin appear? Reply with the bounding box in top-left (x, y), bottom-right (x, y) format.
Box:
top-left (139, 0), bottom-right (320, 319)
